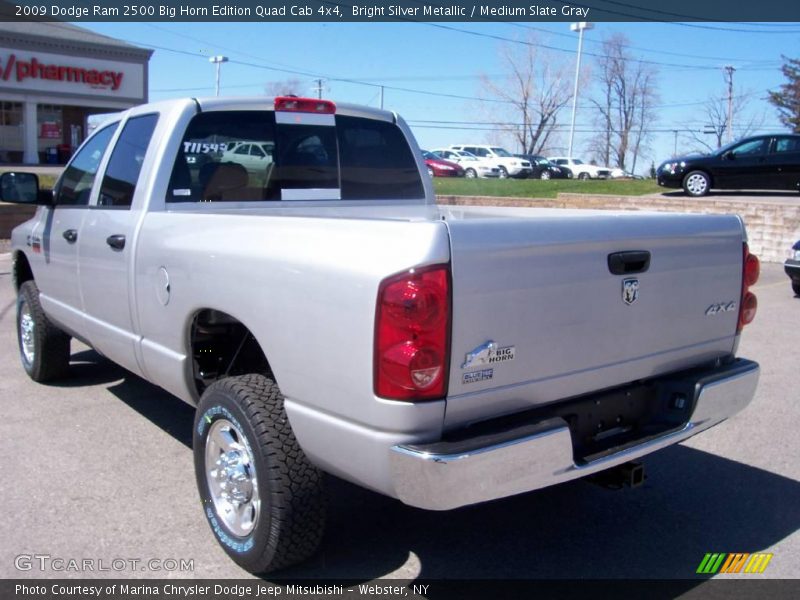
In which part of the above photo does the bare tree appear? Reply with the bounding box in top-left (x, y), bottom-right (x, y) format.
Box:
top-left (478, 35), bottom-right (574, 155)
top-left (687, 91), bottom-right (766, 152)
top-left (264, 78), bottom-right (305, 97)
top-left (589, 34), bottom-right (658, 172)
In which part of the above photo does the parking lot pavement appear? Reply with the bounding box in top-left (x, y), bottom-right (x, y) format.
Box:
top-left (1, 253), bottom-right (798, 583)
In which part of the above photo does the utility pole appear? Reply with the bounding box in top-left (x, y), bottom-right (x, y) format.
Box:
top-left (568, 22), bottom-right (593, 158)
top-left (380, 86), bottom-right (384, 109)
top-left (724, 65), bottom-right (736, 143)
top-left (314, 79), bottom-right (324, 99)
top-left (673, 130), bottom-right (678, 156)
top-left (209, 56), bottom-right (228, 97)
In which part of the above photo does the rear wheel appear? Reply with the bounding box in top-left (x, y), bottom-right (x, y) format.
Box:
top-left (427, 166), bottom-right (434, 178)
top-left (194, 374), bottom-right (326, 573)
top-left (16, 280), bottom-right (70, 382)
top-left (465, 168), bottom-right (477, 179)
top-left (540, 170), bottom-right (551, 180)
top-left (683, 171), bottom-right (710, 197)
top-left (578, 172), bottom-right (589, 180)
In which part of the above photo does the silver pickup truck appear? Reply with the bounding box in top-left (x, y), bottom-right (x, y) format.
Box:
top-left (3, 96), bottom-right (761, 574)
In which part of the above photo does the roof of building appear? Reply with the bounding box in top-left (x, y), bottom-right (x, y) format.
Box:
top-left (0, 20), bottom-right (152, 57)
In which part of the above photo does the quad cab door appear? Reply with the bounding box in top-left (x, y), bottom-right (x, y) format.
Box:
top-left (77, 113), bottom-right (159, 375)
top-left (34, 124), bottom-right (119, 336)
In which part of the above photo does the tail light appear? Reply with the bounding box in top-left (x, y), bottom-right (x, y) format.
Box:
top-left (274, 96), bottom-right (336, 114)
top-left (374, 264), bottom-right (450, 401)
top-left (738, 243), bottom-right (760, 332)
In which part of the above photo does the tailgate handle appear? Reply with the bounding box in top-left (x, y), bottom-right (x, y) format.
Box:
top-left (608, 251), bottom-right (651, 275)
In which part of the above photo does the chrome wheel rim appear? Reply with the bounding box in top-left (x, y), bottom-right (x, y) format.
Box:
top-left (205, 419), bottom-right (261, 537)
top-left (466, 169), bottom-right (476, 178)
top-left (19, 303), bottom-right (35, 364)
top-left (541, 171), bottom-right (550, 180)
top-left (498, 168), bottom-right (508, 179)
top-left (686, 173), bottom-right (707, 195)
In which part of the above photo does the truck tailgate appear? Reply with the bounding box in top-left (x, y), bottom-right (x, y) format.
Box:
top-left (441, 206), bottom-right (744, 429)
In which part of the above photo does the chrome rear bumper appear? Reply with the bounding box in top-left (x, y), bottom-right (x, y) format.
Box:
top-left (389, 359), bottom-right (759, 510)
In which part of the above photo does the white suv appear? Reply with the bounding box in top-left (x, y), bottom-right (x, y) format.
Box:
top-left (449, 145), bottom-right (532, 179)
top-left (548, 157), bottom-right (611, 180)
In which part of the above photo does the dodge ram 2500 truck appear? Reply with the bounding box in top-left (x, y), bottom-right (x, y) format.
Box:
top-left (4, 96), bottom-right (761, 574)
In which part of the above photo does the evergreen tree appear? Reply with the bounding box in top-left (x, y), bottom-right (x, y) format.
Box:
top-left (768, 56), bottom-right (800, 133)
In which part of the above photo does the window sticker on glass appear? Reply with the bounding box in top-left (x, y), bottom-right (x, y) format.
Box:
top-left (183, 141), bottom-right (228, 154)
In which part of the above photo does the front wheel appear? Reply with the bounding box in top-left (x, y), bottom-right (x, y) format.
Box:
top-left (578, 172), bottom-right (590, 180)
top-left (683, 171), bottom-right (710, 197)
top-left (465, 168), bottom-right (477, 179)
top-left (427, 166), bottom-right (435, 178)
top-left (498, 166), bottom-right (509, 179)
top-left (194, 374), bottom-right (326, 573)
top-left (540, 170), bottom-right (551, 180)
top-left (16, 280), bottom-right (71, 382)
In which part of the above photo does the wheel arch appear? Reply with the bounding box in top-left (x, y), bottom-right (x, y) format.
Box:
top-left (186, 308), bottom-right (274, 398)
top-left (12, 250), bottom-right (34, 292)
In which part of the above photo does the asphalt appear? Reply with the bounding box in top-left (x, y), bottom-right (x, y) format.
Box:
top-left (0, 253), bottom-right (797, 585)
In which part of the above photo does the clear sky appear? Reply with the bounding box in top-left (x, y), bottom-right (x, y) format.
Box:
top-left (82, 20), bottom-right (800, 173)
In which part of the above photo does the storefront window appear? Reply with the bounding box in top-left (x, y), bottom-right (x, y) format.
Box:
top-left (0, 102), bottom-right (22, 126)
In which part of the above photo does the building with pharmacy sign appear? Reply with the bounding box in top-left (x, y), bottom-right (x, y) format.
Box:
top-left (0, 21), bottom-right (151, 164)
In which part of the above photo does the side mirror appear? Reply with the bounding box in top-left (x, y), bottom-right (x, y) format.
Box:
top-left (0, 172), bottom-right (48, 204)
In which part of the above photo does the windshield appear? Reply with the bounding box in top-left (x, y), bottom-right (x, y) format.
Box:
top-left (572, 159), bottom-right (584, 165)
top-left (422, 151), bottom-right (437, 160)
top-left (490, 147), bottom-right (512, 157)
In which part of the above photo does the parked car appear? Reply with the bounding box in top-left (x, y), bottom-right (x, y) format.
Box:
top-left (449, 144), bottom-right (532, 178)
top-left (657, 134), bottom-right (800, 197)
top-left (221, 141), bottom-right (275, 187)
top-left (430, 148), bottom-right (500, 178)
top-left (549, 157), bottom-right (611, 179)
top-left (421, 150), bottom-right (464, 177)
top-left (786, 240), bottom-right (800, 296)
top-left (514, 155), bottom-right (569, 179)
top-left (3, 96), bottom-right (761, 575)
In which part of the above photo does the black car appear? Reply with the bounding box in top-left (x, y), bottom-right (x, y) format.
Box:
top-left (657, 134), bottom-right (800, 196)
top-left (514, 154), bottom-right (570, 179)
top-left (786, 240), bottom-right (800, 296)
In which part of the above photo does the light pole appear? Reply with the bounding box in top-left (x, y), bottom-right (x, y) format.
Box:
top-left (567, 22), bottom-right (593, 159)
top-left (209, 55), bottom-right (229, 97)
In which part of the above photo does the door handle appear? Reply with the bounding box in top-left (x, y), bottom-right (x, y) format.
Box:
top-left (62, 229), bottom-right (77, 243)
top-left (608, 251), bottom-right (651, 275)
top-left (106, 234), bottom-right (126, 250)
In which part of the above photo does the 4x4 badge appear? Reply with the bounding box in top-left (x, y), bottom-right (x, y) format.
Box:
top-left (622, 278), bottom-right (639, 305)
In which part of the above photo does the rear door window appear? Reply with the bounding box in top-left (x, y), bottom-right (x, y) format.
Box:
top-left (97, 113), bottom-right (159, 208)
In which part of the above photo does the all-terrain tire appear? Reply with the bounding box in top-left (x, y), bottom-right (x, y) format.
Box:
top-left (16, 280), bottom-right (70, 382)
top-left (194, 374), bottom-right (325, 573)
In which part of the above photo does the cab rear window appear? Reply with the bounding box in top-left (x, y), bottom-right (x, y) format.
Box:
top-left (167, 111), bottom-right (423, 203)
